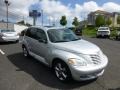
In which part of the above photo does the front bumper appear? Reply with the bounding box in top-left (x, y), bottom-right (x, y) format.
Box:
top-left (1, 36), bottom-right (19, 42)
top-left (97, 34), bottom-right (110, 38)
top-left (69, 55), bottom-right (108, 81)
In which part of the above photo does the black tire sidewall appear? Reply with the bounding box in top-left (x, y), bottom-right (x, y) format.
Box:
top-left (23, 46), bottom-right (29, 57)
top-left (53, 61), bottom-right (71, 82)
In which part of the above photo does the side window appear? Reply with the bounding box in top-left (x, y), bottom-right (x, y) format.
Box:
top-left (25, 28), bottom-right (37, 39)
top-left (20, 29), bottom-right (26, 36)
top-left (36, 29), bottom-right (47, 41)
top-left (25, 28), bottom-right (31, 37)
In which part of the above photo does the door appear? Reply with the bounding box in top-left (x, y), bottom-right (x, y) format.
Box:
top-left (25, 27), bottom-right (38, 53)
top-left (34, 28), bottom-right (49, 58)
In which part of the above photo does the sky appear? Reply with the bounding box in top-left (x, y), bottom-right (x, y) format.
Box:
top-left (0, 0), bottom-right (120, 26)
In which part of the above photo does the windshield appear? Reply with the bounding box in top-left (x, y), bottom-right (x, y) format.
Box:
top-left (1, 30), bottom-right (15, 33)
top-left (47, 29), bottom-right (80, 43)
top-left (98, 31), bottom-right (109, 33)
top-left (99, 27), bottom-right (109, 30)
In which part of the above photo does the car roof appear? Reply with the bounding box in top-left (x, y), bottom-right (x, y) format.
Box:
top-left (30, 26), bottom-right (67, 31)
top-left (99, 27), bottom-right (109, 28)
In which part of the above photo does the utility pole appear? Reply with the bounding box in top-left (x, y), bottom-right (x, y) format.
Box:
top-left (41, 9), bottom-right (43, 26)
top-left (4, 0), bottom-right (10, 29)
top-left (39, 0), bottom-right (44, 26)
top-left (33, 17), bottom-right (36, 26)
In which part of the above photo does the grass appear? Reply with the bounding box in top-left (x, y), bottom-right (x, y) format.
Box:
top-left (82, 27), bottom-right (97, 37)
top-left (82, 27), bottom-right (118, 38)
top-left (110, 30), bottom-right (117, 39)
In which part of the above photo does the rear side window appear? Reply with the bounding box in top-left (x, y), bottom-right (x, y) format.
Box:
top-left (25, 28), bottom-right (37, 39)
top-left (99, 27), bottom-right (109, 30)
top-left (20, 30), bottom-right (26, 36)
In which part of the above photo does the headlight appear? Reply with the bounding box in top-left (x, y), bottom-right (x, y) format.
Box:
top-left (68, 58), bottom-right (87, 67)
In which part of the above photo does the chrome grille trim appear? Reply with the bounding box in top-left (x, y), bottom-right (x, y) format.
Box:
top-left (90, 54), bottom-right (101, 65)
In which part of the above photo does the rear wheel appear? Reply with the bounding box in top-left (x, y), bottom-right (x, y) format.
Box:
top-left (96, 36), bottom-right (99, 38)
top-left (53, 60), bottom-right (72, 82)
top-left (107, 36), bottom-right (110, 39)
top-left (116, 36), bottom-right (118, 40)
top-left (15, 40), bottom-right (19, 43)
top-left (22, 46), bottom-right (30, 57)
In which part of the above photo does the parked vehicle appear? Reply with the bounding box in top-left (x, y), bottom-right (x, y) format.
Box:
top-left (97, 27), bottom-right (110, 38)
top-left (68, 27), bottom-right (82, 36)
top-left (116, 28), bottom-right (120, 40)
top-left (0, 29), bottom-right (19, 42)
top-left (21, 26), bottom-right (108, 82)
top-left (75, 27), bottom-right (82, 36)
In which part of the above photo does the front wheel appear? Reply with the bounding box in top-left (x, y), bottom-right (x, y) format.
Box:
top-left (53, 61), bottom-right (72, 82)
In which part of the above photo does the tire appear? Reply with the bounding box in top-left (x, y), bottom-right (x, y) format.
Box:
top-left (107, 36), bottom-right (110, 39)
top-left (116, 36), bottom-right (118, 40)
top-left (15, 40), bottom-right (19, 43)
top-left (96, 36), bottom-right (99, 38)
top-left (22, 46), bottom-right (30, 57)
top-left (53, 60), bottom-right (72, 82)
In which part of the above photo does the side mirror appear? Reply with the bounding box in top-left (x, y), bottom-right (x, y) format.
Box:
top-left (38, 39), bottom-right (47, 44)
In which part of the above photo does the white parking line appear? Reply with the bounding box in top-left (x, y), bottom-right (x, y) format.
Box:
top-left (0, 49), bottom-right (5, 55)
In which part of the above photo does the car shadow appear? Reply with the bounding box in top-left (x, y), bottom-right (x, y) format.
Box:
top-left (108, 87), bottom-right (120, 90)
top-left (0, 42), bottom-right (17, 45)
top-left (7, 53), bottom-right (96, 89)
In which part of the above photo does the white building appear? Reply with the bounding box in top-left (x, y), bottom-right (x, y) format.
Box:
top-left (0, 21), bottom-right (28, 33)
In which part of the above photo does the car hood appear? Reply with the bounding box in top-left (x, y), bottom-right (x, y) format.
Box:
top-left (52, 39), bottom-right (100, 55)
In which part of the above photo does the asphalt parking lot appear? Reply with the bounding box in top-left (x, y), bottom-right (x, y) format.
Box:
top-left (0, 37), bottom-right (120, 90)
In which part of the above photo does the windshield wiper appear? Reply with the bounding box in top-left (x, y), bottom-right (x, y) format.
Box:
top-left (54, 40), bottom-right (69, 43)
top-left (72, 38), bottom-right (81, 41)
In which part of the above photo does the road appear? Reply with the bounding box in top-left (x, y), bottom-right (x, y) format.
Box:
top-left (0, 38), bottom-right (120, 90)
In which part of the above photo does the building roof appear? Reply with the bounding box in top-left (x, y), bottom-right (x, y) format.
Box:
top-left (89, 10), bottom-right (112, 16)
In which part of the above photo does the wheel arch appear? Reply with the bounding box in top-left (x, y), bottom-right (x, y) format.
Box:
top-left (51, 58), bottom-right (68, 68)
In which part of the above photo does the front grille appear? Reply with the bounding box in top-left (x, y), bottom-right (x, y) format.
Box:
top-left (90, 54), bottom-right (101, 65)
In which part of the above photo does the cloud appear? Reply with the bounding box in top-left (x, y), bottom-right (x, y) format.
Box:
top-left (40, 0), bottom-right (71, 18)
top-left (0, 0), bottom-right (39, 23)
top-left (10, 0), bottom-right (39, 15)
top-left (82, 1), bottom-right (101, 12)
top-left (102, 2), bottom-right (120, 12)
top-left (0, 0), bottom-right (120, 26)
top-left (39, 1), bottom-right (102, 25)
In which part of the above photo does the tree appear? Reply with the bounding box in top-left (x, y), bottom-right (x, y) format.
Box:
top-left (60, 15), bottom-right (67, 26)
top-left (106, 18), bottom-right (112, 26)
top-left (117, 15), bottom-right (120, 24)
top-left (72, 17), bottom-right (79, 27)
top-left (95, 15), bottom-right (105, 27)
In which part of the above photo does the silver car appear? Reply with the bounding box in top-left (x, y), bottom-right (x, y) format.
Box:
top-left (0, 29), bottom-right (19, 42)
top-left (21, 26), bottom-right (108, 82)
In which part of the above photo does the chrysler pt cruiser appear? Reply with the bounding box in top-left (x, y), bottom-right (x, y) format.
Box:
top-left (21, 26), bottom-right (108, 82)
